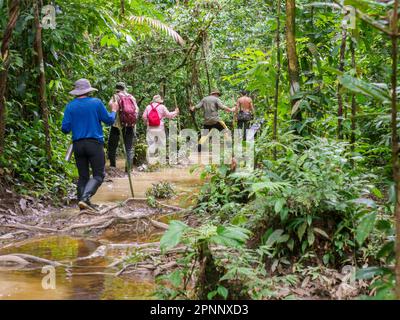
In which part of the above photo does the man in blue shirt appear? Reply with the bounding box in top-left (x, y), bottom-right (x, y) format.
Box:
top-left (62, 79), bottom-right (118, 211)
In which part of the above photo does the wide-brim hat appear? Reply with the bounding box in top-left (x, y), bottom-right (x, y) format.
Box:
top-left (69, 78), bottom-right (98, 96)
top-left (152, 95), bottom-right (164, 103)
top-left (210, 89), bottom-right (221, 95)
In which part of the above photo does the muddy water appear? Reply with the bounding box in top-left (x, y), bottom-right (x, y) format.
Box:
top-left (0, 166), bottom-right (201, 300)
top-left (0, 236), bottom-right (155, 300)
top-left (93, 166), bottom-right (201, 207)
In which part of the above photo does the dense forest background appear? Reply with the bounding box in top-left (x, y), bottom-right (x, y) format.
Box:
top-left (0, 0), bottom-right (400, 299)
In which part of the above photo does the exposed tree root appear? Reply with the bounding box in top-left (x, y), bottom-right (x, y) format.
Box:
top-left (125, 197), bottom-right (184, 211)
top-left (0, 254), bottom-right (30, 266)
top-left (2, 222), bottom-right (57, 233)
top-left (0, 230), bottom-right (28, 240)
top-left (68, 272), bottom-right (117, 277)
top-left (0, 253), bottom-right (65, 270)
top-left (146, 217), bottom-right (169, 230)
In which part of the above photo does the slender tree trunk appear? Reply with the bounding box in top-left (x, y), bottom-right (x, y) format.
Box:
top-left (0, 0), bottom-right (20, 155)
top-left (337, 26), bottom-right (347, 139)
top-left (390, 0), bottom-right (400, 300)
top-left (285, 0), bottom-right (301, 123)
top-left (34, 0), bottom-right (52, 162)
top-left (350, 38), bottom-right (357, 152)
top-left (273, 0), bottom-right (281, 160)
top-left (121, 0), bottom-right (125, 15)
top-left (202, 42), bottom-right (211, 94)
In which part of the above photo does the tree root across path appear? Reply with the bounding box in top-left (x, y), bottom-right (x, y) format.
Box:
top-left (1, 197), bottom-right (184, 237)
top-left (0, 198), bottom-right (190, 277)
top-left (0, 240), bottom-right (188, 277)
top-left (0, 253), bottom-right (65, 269)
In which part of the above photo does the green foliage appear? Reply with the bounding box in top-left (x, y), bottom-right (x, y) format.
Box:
top-left (158, 220), bottom-right (251, 299)
top-left (146, 181), bottom-right (176, 199)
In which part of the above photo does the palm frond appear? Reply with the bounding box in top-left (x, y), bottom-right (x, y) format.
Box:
top-left (130, 16), bottom-right (185, 47)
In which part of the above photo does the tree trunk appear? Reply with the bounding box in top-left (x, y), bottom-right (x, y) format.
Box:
top-left (285, 0), bottom-right (301, 123)
top-left (34, 0), bottom-right (52, 162)
top-left (202, 42), bottom-right (211, 94)
top-left (337, 26), bottom-right (347, 139)
top-left (390, 0), bottom-right (400, 300)
top-left (273, 0), bottom-right (281, 160)
top-left (121, 0), bottom-right (125, 16)
top-left (350, 38), bottom-right (357, 152)
top-left (0, 0), bottom-right (20, 155)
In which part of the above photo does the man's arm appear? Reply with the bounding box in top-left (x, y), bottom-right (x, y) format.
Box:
top-left (98, 100), bottom-right (117, 126)
top-left (61, 106), bottom-right (72, 134)
top-left (217, 98), bottom-right (234, 113)
top-left (163, 105), bottom-right (179, 119)
top-left (108, 94), bottom-right (119, 111)
top-left (190, 100), bottom-right (203, 112)
top-left (132, 96), bottom-right (139, 118)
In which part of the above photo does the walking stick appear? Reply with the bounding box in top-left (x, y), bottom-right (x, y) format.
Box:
top-left (65, 143), bottom-right (73, 162)
top-left (118, 123), bottom-right (135, 198)
top-left (232, 95), bottom-right (237, 130)
top-left (173, 94), bottom-right (181, 133)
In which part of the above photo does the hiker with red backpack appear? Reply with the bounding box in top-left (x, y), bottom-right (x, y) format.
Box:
top-left (142, 95), bottom-right (179, 164)
top-left (107, 82), bottom-right (139, 171)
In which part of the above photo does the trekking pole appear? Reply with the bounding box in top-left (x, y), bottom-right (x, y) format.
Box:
top-left (173, 94), bottom-right (181, 133)
top-left (232, 95), bottom-right (237, 130)
top-left (118, 124), bottom-right (135, 198)
top-left (65, 143), bottom-right (73, 162)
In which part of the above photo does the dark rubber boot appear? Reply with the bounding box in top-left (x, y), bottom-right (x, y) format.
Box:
top-left (77, 185), bottom-right (85, 201)
top-left (78, 178), bottom-right (102, 211)
top-left (109, 158), bottom-right (116, 168)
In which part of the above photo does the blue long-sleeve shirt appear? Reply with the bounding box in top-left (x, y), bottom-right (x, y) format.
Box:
top-left (61, 97), bottom-right (116, 143)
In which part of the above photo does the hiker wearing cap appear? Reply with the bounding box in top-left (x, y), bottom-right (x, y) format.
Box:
top-left (62, 78), bottom-right (118, 211)
top-left (107, 82), bottom-right (139, 170)
top-left (235, 90), bottom-right (254, 139)
top-left (142, 95), bottom-right (179, 163)
top-left (190, 89), bottom-right (234, 131)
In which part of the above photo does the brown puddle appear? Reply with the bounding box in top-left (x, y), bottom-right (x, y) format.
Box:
top-left (0, 236), bottom-right (155, 300)
top-left (92, 167), bottom-right (202, 207)
top-left (0, 166), bottom-right (202, 300)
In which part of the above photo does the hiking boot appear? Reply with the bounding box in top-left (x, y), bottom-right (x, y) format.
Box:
top-left (78, 200), bottom-right (99, 212)
top-left (79, 178), bottom-right (102, 211)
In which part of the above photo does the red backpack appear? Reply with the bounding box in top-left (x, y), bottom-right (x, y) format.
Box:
top-left (147, 103), bottom-right (161, 127)
top-left (117, 93), bottom-right (137, 127)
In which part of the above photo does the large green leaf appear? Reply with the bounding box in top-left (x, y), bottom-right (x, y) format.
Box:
top-left (356, 213), bottom-right (376, 245)
top-left (297, 222), bottom-right (307, 241)
top-left (356, 266), bottom-right (391, 280)
top-left (210, 225), bottom-right (250, 248)
top-left (160, 220), bottom-right (188, 251)
top-left (338, 74), bottom-right (390, 103)
top-left (274, 198), bottom-right (285, 214)
top-left (265, 229), bottom-right (284, 246)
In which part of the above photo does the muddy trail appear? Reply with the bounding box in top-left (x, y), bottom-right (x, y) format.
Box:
top-left (0, 163), bottom-right (201, 300)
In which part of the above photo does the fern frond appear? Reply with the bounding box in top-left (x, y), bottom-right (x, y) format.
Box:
top-left (130, 16), bottom-right (185, 46)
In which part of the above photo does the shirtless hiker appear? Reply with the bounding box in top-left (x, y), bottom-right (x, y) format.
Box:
top-left (235, 90), bottom-right (254, 139)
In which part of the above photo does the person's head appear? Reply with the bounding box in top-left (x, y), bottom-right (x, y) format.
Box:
top-left (152, 94), bottom-right (164, 104)
top-left (116, 82), bottom-right (126, 92)
top-left (69, 78), bottom-right (98, 97)
top-left (210, 89), bottom-right (221, 97)
top-left (240, 90), bottom-right (249, 96)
